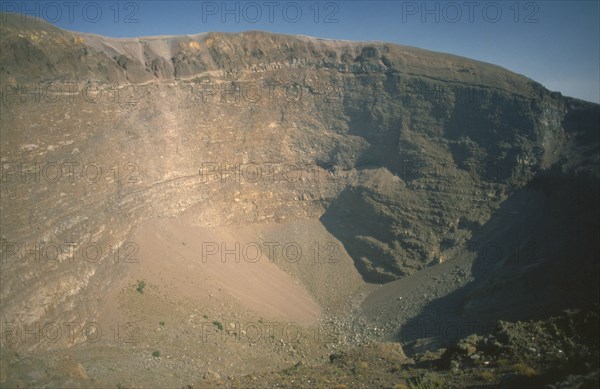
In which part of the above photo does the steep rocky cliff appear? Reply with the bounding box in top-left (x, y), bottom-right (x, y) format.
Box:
top-left (0, 13), bottom-right (598, 387)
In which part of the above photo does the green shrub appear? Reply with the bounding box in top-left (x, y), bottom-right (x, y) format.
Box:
top-left (511, 363), bottom-right (539, 377)
top-left (136, 280), bottom-right (146, 294)
top-left (407, 374), bottom-right (444, 389)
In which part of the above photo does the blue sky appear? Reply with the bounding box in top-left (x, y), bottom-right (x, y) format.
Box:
top-left (3, 1), bottom-right (599, 103)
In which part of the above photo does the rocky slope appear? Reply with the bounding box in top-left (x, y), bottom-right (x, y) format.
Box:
top-left (1, 13), bottom-right (598, 387)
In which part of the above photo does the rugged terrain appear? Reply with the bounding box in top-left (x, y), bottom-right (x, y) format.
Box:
top-left (0, 13), bottom-right (598, 388)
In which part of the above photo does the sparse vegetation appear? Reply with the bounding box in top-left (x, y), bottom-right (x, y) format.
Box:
top-left (152, 351), bottom-right (160, 358)
top-left (511, 362), bottom-right (539, 377)
top-left (212, 320), bottom-right (223, 331)
top-left (407, 374), bottom-right (444, 389)
top-left (159, 321), bottom-right (165, 326)
top-left (136, 280), bottom-right (146, 294)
